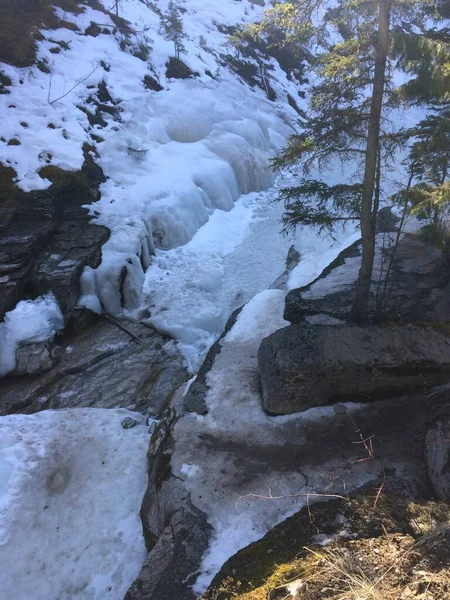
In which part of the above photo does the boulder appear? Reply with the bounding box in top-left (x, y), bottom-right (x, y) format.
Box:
top-left (425, 415), bottom-right (450, 501)
top-left (376, 206), bottom-right (400, 233)
top-left (121, 416), bottom-right (139, 429)
top-left (258, 323), bottom-right (450, 414)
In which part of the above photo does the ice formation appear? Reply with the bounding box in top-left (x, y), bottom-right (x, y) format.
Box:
top-left (0, 0), bottom-right (300, 322)
top-left (78, 79), bottom-right (294, 316)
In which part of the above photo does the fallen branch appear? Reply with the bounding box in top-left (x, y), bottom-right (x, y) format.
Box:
top-left (48, 65), bottom-right (99, 105)
top-left (104, 314), bottom-right (142, 343)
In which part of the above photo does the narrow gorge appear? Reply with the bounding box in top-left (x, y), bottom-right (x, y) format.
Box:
top-left (1, 1), bottom-right (450, 600)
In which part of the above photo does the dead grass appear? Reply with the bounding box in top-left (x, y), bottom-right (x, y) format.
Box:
top-left (204, 496), bottom-right (450, 600)
top-left (237, 528), bottom-right (450, 600)
top-left (231, 529), bottom-right (450, 600)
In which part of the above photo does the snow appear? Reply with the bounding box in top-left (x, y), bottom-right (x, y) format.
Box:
top-left (302, 254), bottom-right (361, 299)
top-left (0, 408), bottom-right (149, 600)
top-left (0, 293), bottom-right (64, 377)
top-left (0, 0), bottom-right (299, 322)
top-left (0, 0), bottom-right (420, 373)
top-left (0, 1), bottom-right (433, 597)
top-left (140, 172), bottom-right (361, 372)
top-left (171, 282), bottom-right (379, 595)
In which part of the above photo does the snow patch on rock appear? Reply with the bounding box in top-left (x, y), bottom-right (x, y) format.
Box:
top-left (0, 293), bottom-right (64, 377)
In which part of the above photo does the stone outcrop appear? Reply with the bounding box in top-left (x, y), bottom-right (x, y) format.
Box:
top-left (376, 206), bottom-right (400, 233)
top-left (125, 411), bottom-right (212, 600)
top-left (258, 323), bottom-right (450, 414)
top-left (14, 339), bottom-right (63, 375)
top-left (284, 234), bottom-right (450, 325)
top-left (0, 148), bottom-right (109, 322)
top-left (0, 317), bottom-right (187, 417)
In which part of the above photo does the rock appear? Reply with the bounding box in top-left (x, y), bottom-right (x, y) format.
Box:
top-left (125, 414), bottom-right (212, 600)
top-left (286, 245), bottom-right (301, 271)
top-left (143, 74), bottom-right (163, 92)
top-left (425, 416), bottom-right (450, 501)
top-left (85, 22), bottom-right (101, 37)
top-left (14, 339), bottom-right (62, 375)
top-left (0, 318), bottom-right (188, 416)
top-left (283, 239), bottom-right (362, 324)
top-left (258, 323), bottom-right (450, 414)
top-left (122, 417), bottom-right (139, 429)
top-left (145, 365), bottom-right (188, 418)
top-left (0, 149), bottom-right (109, 323)
top-left (376, 206), bottom-right (400, 233)
top-left (165, 57), bottom-right (195, 79)
top-left (284, 291), bottom-right (323, 321)
top-left (284, 233), bottom-right (450, 325)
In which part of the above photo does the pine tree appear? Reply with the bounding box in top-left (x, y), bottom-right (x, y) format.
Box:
top-left (392, 23), bottom-right (450, 231)
top-left (247, 0), bottom-right (444, 322)
top-left (160, 1), bottom-right (186, 60)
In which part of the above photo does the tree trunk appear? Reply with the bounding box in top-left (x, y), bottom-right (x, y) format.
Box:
top-left (350, 0), bottom-right (391, 323)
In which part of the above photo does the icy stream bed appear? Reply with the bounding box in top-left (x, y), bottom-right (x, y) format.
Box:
top-left (141, 176), bottom-right (360, 372)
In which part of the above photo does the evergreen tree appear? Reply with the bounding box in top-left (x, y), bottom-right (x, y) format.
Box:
top-left (392, 24), bottom-right (450, 231)
top-left (247, 0), bottom-right (445, 322)
top-left (160, 1), bottom-right (186, 60)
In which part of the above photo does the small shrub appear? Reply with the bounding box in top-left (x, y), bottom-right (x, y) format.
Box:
top-left (160, 1), bottom-right (187, 59)
top-left (420, 222), bottom-right (450, 249)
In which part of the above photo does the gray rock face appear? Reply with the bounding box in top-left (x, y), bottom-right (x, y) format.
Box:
top-left (284, 234), bottom-right (450, 325)
top-left (258, 323), bottom-right (450, 414)
top-left (0, 318), bottom-right (187, 417)
top-left (125, 413), bottom-right (212, 600)
top-left (121, 417), bottom-right (139, 429)
top-left (376, 206), bottom-right (400, 233)
top-left (425, 415), bottom-right (450, 501)
top-left (0, 150), bottom-right (109, 322)
top-left (14, 340), bottom-right (62, 375)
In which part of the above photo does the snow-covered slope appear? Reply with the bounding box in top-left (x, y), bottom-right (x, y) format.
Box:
top-left (0, 0), bottom-right (301, 332)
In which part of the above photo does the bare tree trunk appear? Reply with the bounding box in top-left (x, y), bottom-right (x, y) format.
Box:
top-left (350, 0), bottom-right (391, 323)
